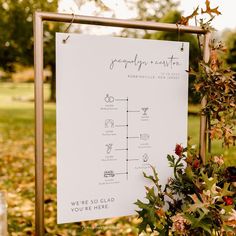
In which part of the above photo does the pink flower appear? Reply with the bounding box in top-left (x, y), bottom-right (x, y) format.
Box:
top-left (171, 214), bottom-right (190, 234)
top-left (213, 155), bottom-right (224, 165)
top-left (175, 144), bottom-right (184, 157)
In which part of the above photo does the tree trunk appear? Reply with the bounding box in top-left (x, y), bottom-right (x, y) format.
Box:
top-left (49, 63), bottom-right (56, 102)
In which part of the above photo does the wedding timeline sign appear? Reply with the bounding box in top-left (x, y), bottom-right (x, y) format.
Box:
top-left (56, 33), bottom-right (189, 224)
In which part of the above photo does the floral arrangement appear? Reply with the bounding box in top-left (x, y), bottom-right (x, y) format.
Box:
top-left (135, 144), bottom-right (236, 235)
top-left (135, 2), bottom-right (236, 235)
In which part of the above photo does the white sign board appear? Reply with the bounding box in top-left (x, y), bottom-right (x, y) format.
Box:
top-left (56, 33), bottom-right (189, 224)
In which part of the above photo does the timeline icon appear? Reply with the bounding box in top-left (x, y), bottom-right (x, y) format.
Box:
top-left (105, 94), bottom-right (114, 103)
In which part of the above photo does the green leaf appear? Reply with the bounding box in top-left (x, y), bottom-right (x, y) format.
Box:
top-left (221, 182), bottom-right (234, 197)
top-left (197, 221), bottom-right (212, 234)
top-left (143, 166), bottom-right (162, 191)
top-left (167, 155), bottom-right (175, 167)
top-left (185, 213), bottom-right (212, 234)
top-left (222, 224), bottom-right (235, 234)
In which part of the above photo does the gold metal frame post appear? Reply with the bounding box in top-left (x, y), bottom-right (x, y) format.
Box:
top-left (34, 11), bottom-right (210, 236)
top-left (200, 32), bottom-right (211, 163)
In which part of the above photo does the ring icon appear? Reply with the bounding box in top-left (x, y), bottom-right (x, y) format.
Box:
top-left (105, 94), bottom-right (114, 103)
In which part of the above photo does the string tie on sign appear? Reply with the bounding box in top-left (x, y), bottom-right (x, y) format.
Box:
top-left (176, 23), bottom-right (184, 52)
top-left (62, 13), bottom-right (75, 44)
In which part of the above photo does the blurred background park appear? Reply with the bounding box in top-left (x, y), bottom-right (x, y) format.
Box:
top-left (0, 0), bottom-right (235, 235)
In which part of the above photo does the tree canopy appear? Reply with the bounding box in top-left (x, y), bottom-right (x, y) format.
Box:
top-left (0, 0), bottom-right (58, 72)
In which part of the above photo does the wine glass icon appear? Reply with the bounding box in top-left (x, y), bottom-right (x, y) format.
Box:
top-left (141, 107), bottom-right (148, 116)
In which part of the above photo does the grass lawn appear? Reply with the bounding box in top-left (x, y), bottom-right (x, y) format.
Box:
top-left (0, 82), bottom-right (235, 235)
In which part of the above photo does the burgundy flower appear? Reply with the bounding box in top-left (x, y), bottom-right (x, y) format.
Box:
top-left (175, 144), bottom-right (184, 157)
top-left (193, 159), bottom-right (200, 169)
top-left (223, 196), bottom-right (234, 206)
